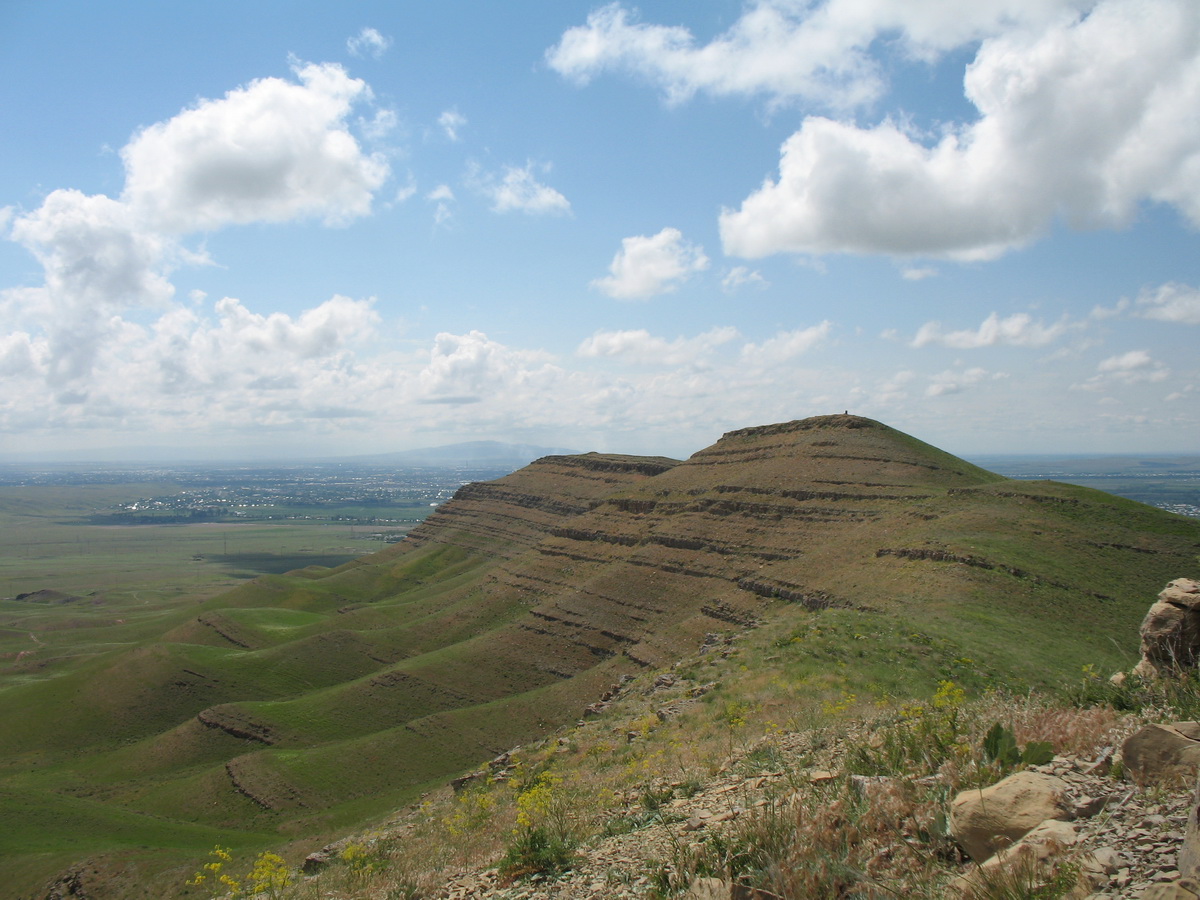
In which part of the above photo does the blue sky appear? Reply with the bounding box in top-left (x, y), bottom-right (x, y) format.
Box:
top-left (1, 0), bottom-right (1198, 461)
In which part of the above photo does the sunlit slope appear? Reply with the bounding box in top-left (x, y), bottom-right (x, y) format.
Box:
top-left (1, 416), bottom-right (1197, 897)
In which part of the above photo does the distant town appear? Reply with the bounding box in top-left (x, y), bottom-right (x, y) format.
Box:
top-left (0, 462), bottom-right (519, 535)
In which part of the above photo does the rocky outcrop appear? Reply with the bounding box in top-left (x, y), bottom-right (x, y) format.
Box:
top-left (1123, 722), bottom-right (1200, 787)
top-left (1135, 579), bottom-right (1200, 679)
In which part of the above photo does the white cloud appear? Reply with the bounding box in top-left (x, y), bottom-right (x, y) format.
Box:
top-left (482, 164), bottom-right (571, 216)
top-left (419, 330), bottom-right (558, 403)
top-left (577, 326), bottom-right (738, 366)
top-left (6, 189), bottom-right (178, 385)
top-left (721, 266), bottom-right (768, 292)
top-left (741, 321), bottom-right (832, 364)
top-left (122, 62), bottom-right (390, 232)
top-left (438, 109), bottom-right (467, 142)
top-left (548, 0), bottom-right (1091, 110)
top-left (718, 0), bottom-right (1200, 260)
top-left (2, 62), bottom-right (394, 393)
top-left (1134, 282), bottom-right (1200, 324)
top-left (347, 27), bottom-right (392, 59)
top-left (427, 184), bottom-right (455, 225)
top-left (901, 266), bottom-right (938, 281)
top-left (911, 312), bottom-right (1069, 348)
top-left (926, 366), bottom-right (991, 397)
top-left (592, 227), bottom-right (709, 300)
top-left (1077, 348), bottom-right (1170, 389)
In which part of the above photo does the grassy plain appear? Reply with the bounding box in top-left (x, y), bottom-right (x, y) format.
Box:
top-left (0, 481), bottom-right (421, 698)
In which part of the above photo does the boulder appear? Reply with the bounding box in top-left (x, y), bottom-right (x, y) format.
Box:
top-left (684, 878), bottom-right (733, 900)
top-left (949, 771), bottom-right (1073, 863)
top-left (1181, 772), bottom-right (1200, 878)
top-left (1143, 880), bottom-right (1200, 900)
top-left (946, 820), bottom-right (1092, 898)
top-left (1121, 722), bottom-right (1200, 787)
top-left (1134, 579), bottom-right (1200, 679)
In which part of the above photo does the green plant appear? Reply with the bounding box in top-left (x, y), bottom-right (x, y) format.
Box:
top-left (499, 825), bottom-right (575, 879)
top-left (981, 723), bottom-right (1054, 771)
top-left (1068, 667), bottom-right (1200, 720)
top-left (185, 847), bottom-right (292, 900)
top-left (641, 785), bottom-right (674, 811)
top-left (847, 681), bottom-right (971, 778)
top-left (499, 770), bottom-right (579, 880)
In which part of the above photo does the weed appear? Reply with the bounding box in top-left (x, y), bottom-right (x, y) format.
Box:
top-left (500, 769), bottom-right (579, 880)
top-left (1067, 666), bottom-right (1200, 720)
top-left (981, 722), bottom-right (1054, 772)
top-left (185, 847), bottom-right (291, 900)
top-left (959, 853), bottom-right (1082, 900)
top-left (499, 826), bottom-right (576, 879)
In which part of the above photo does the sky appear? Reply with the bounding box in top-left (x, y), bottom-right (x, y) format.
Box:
top-left (1, 0), bottom-right (1198, 462)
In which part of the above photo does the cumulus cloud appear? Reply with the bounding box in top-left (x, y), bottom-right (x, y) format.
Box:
top-left (481, 164), bottom-right (571, 216)
top-left (438, 109), bottom-right (467, 141)
top-left (122, 62), bottom-right (389, 232)
top-left (418, 330), bottom-right (558, 403)
top-left (6, 189), bottom-right (178, 386)
top-left (577, 326), bottom-right (738, 366)
top-left (911, 312), bottom-right (1069, 348)
top-left (719, 0), bottom-right (1200, 260)
top-left (592, 227), bottom-right (709, 299)
top-left (741, 321), bottom-right (832, 364)
top-left (347, 27), bottom-right (392, 59)
top-left (1134, 282), bottom-right (1200, 324)
top-left (1076, 348), bottom-right (1170, 390)
top-left (548, 0), bottom-right (1090, 110)
top-left (2, 62), bottom-right (392, 394)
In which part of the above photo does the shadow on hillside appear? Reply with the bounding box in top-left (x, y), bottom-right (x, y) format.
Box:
top-left (207, 552), bottom-right (362, 577)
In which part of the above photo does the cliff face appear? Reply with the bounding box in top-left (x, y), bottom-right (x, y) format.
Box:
top-left (404, 452), bottom-right (680, 556)
top-left (4, 414), bottom-right (1198, 894)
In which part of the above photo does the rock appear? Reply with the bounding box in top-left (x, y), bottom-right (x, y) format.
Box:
top-left (849, 774), bottom-right (893, 798)
top-left (946, 820), bottom-right (1085, 898)
top-left (451, 770), bottom-right (484, 793)
top-left (684, 878), bottom-right (732, 900)
top-left (1181, 773), bottom-right (1200, 878)
top-left (302, 843), bottom-right (343, 874)
top-left (1134, 579), bottom-right (1200, 679)
top-left (1091, 846), bottom-right (1123, 874)
top-left (1142, 879), bottom-right (1200, 900)
top-left (1122, 723), bottom-right (1200, 787)
top-left (949, 771), bottom-right (1073, 862)
top-left (1074, 794), bottom-right (1107, 818)
top-left (41, 864), bottom-right (91, 900)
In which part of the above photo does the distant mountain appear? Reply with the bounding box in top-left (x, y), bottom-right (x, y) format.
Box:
top-left (349, 440), bottom-right (580, 467)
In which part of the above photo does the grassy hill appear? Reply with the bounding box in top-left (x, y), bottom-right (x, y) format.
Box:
top-left (1, 415), bottom-right (1197, 898)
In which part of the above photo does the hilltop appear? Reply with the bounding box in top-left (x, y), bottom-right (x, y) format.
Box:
top-left (2, 415), bottom-right (1198, 898)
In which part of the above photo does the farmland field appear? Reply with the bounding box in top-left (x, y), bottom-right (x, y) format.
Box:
top-left (0, 462), bottom-right (511, 693)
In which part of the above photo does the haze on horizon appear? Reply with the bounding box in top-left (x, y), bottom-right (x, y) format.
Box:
top-left (1, 1), bottom-right (1198, 463)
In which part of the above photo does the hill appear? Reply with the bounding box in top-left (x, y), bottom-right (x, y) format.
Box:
top-left (1, 414), bottom-right (1197, 898)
